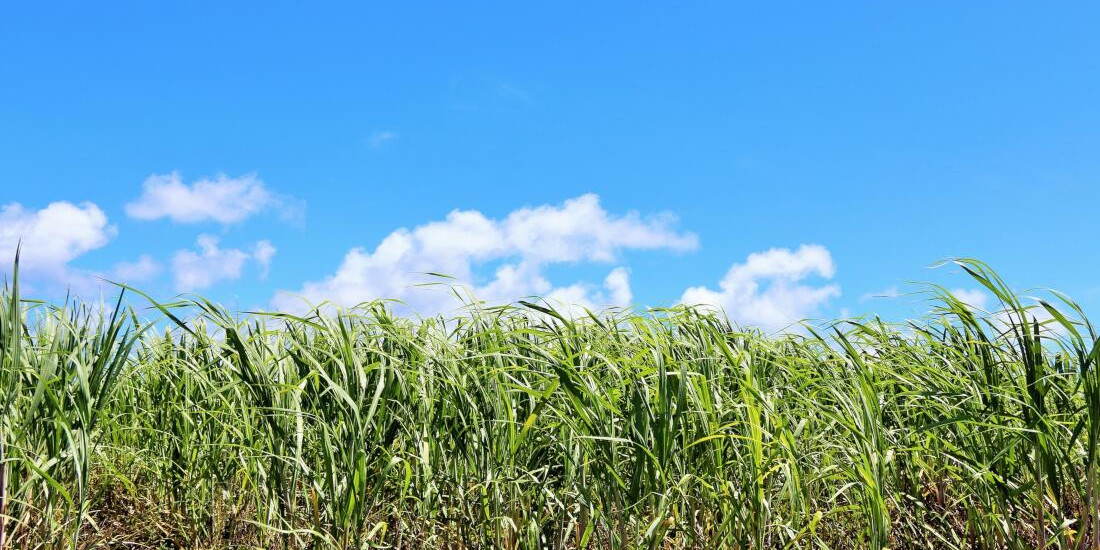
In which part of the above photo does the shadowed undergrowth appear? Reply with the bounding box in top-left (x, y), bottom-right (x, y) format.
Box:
top-left (0, 258), bottom-right (1098, 549)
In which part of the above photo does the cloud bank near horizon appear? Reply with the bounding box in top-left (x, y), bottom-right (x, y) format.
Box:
top-left (1, 177), bottom-right (852, 330)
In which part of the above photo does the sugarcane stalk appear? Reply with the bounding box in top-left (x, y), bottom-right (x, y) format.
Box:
top-left (0, 430), bottom-right (7, 550)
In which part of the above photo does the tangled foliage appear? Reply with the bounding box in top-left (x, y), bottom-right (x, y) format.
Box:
top-left (0, 259), bottom-right (1098, 549)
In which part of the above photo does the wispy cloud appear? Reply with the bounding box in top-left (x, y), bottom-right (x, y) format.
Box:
top-left (368, 131), bottom-right (398, 148)
top-left (447, 76), bottom-right (536, 111)
top-left (494, 80), bottom-right (533, 104)
top-left (110, 254), bottom-right (162, 283)
top-left (253, 240), bottom-right (277, 279)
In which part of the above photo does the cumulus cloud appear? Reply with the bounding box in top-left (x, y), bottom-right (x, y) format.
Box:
top-left (680, 245), bottom-right (840, 331)
top-left (273, 194), bottom-right (695, 314)
top-left (172, 235), bottom-right (277, 291)
top-left (0, 201), bottom-right (116, 281)
top-left (126, 172), bottom-right (302, 224)
top-left (604, 267), bottom-right (632, 306)
top-left (541, 267), bottom-right (635, 317)
top-left (989, 302), bottom-right (1071, 339)
top-left (950, 288), bottom-right (989, 310)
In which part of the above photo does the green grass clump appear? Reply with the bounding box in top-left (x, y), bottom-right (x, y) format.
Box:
top-left (0, 257), bottom-right (1098, 549)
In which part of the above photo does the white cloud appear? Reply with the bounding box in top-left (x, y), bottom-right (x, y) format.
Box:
top-left (0, 201), bottom-right (116, 280)
top-left (680, 245), bottom-right (840, 331)
top-left (541, 267), bottom-right (634, 317)
top-left (253, 240), bottom-right (276, 279)
top-left (991, 303), bottom-right (1069, 339)
top-left (950, 288), bottom-right (989, 310)
top-left (110, 254), bottom-right (162, 283)
top-left (125, 172), bottom-right (302, 224)
top-left (272, 194), bottom-right (694, 314)
top-left (172, 235), bottom-right (275, 292)
top-left (368, 131), bottom-right (398, 148)
top-left (604, 267), bottom-right (632, 306)
top-left (502, 195), bottom-right (697, 263)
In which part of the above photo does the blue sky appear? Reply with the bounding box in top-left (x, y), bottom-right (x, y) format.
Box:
top-left (2, 2), bottom-right (1099, 328)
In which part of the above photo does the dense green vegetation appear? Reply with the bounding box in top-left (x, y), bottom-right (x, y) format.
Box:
top-left (0, 258), bottom-right (1098, 549)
